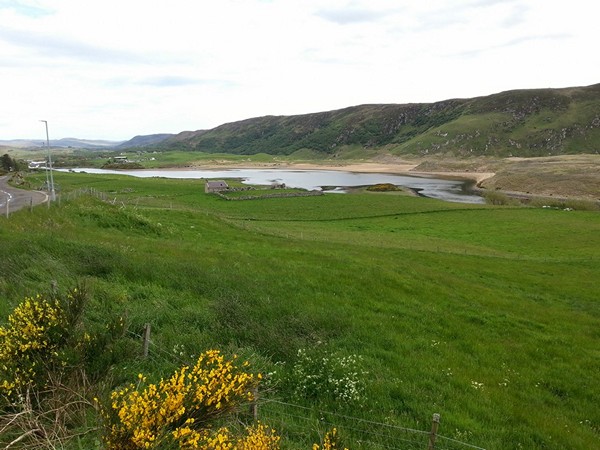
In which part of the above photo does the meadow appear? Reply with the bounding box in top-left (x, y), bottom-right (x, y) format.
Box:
top-left (1, 171), bottom-right (599, 449)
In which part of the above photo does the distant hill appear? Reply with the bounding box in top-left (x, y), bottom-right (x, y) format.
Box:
top-left (164, 83), bottom-right (600, 157)
top-left (0, 138), bottom-right (124, 149)
top-left (117, 133), bottom-right (174, 148)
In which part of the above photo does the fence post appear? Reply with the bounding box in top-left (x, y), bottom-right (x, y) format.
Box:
top-left (30, 196), bottom-right (33, 212)
top-left (428, 413), bottom-right (440, 450)
top-left (5, 197), bottom-right (8, 218)
top-left (249, 387), bottom-right (258, 421)
top-left (142, 323), bottom-right (151, 358)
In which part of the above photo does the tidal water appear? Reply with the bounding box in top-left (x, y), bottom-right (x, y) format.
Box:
top-left (62, 168), bottom-right (484, 204)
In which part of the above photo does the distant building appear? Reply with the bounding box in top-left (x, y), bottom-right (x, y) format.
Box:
top-left (28, 161), bottom-right (47, 169)
top-left (113, 156), bottom-right (128, 163)
top-left (205, 180), bottom-right (229, 193)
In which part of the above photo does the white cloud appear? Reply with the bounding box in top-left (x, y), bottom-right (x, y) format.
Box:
top-left (0, 0), bottom-right (597, 140)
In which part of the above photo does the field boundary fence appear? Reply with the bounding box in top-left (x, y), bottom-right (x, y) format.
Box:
top-left (254, 399), bottom-right (486, 450)
top-left (128, 325), bottom-right (486, 450)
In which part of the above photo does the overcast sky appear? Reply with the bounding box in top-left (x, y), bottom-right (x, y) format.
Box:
top-left (1, 0), bottom-right (598, 141)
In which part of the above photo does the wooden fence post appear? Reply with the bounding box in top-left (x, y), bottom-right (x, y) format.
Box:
top-left (249, 387), bottom-right (258, 421)
top-left (142, 323), bottom-right (151, 358)
top-left (428, 413), bottom-right (440, 450)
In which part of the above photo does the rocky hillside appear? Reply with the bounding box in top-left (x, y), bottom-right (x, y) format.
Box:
top-left (164, 83), bottom-right (600, 157)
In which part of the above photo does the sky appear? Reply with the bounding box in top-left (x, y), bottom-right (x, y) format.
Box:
top-left (0, 0), bottom-right (598, 141)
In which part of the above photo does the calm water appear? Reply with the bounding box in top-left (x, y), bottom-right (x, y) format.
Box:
top-left (63, 168), bottom-right (484, 204)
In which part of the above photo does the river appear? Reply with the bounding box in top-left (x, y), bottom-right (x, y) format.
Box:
top-left (62, 168), bottom-right (484, 204)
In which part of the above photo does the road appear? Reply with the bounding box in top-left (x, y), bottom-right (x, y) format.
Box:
top-left (0, 175), bottom-right (48, 214)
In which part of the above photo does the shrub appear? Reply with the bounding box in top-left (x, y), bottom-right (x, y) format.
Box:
top-left (0, 286), bottom-right (131, 402)
top-left (366, 183), bottom-right (401, 192)
top-left (313, 428), bottom-right (347, 450)
top-left (482, 190), bottom-right (518, 206)
top-left (0, 294), bottom-right (68, 399)
top-left (102, 349), bottom-right (261, 449)
top-left (0, 287), bottom-right (104, 448)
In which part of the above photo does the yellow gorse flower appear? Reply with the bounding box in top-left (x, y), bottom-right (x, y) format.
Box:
top-left (0, 295), bottom-right (66, 397)
top-left (104, 349), bottom-right (260, 449)
top-left (312, 428), bottom-right (348, 450)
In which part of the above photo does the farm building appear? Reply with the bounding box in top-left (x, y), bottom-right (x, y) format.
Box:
top-left (205, 180), bottom-right (229, 193)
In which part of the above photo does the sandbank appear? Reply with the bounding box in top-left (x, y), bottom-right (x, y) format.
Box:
top-left (187, 161), bottom-right (495, 185)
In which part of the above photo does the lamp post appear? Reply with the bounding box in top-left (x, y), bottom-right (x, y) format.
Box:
top-left (40, 120), bottom-right (56, 201)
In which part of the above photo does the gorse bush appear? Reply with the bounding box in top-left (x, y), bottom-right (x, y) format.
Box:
top-left (103, 349), bottom-right (261, 449)
top-left (103, 349), bottom-right (346, 449)
top-left (0, 292), bottom-right (74, 400)
top-left (0, 287), bottom-right (132, 448)
top-left (235, 423), bottom-right (281, 449)
top-left (312, 428), bottom-right (347, 450)
top-left (0, 287), bottom-right (131, 403)
top-left (170, 423), bottom-right (281, 450)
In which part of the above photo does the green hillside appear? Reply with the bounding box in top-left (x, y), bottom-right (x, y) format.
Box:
top-left (164, 84), bottom-right (600, 157)
top-left (1, 171), bottom-right (599, 449)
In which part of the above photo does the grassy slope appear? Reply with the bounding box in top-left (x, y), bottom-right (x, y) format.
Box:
top-left (1, 171), bottom-right (599, 449)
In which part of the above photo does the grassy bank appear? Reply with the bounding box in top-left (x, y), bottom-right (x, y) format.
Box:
top-left (1, 171), bottom-right (599, 449)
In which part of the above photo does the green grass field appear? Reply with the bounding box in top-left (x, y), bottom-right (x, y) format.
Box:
top-left (1, 171), bottom-right (599, 449)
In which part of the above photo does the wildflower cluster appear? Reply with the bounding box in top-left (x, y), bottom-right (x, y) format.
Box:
top-left (286, 346), bottom-right (368, 406)
top-left (470, 380), bottom-right (485, 391)
top-left (103, 349), bottom-right (261, 449)
top-left (0, 294), bottom-right (67, 399)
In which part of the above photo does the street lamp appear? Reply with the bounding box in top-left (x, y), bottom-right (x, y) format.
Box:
top-left (40, 120), bottom-right (56, 201)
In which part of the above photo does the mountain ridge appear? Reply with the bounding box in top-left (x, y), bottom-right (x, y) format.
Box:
top-left (162, 83), bottom-right (600, 157)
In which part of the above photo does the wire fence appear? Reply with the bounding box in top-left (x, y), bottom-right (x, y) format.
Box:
top-left (255, 399), bottom-right (485, 450)
top-left (125, 325), bottom-right (486, 450)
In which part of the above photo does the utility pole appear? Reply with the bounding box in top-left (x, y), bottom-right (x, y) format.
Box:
top-left (40, 120), bottom-right (56, 201)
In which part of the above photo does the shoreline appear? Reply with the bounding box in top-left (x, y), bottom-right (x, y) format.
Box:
top-left (185, 161), bottom-right (496, 185)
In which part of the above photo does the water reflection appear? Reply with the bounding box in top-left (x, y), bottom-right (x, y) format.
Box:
top-left (62, 168), bottom-right (484, 204)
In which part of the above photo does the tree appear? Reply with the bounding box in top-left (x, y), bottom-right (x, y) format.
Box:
top-left (0, 153), bottom-right (22, 172)
top-left (0, 153), bottom-right (13, 171)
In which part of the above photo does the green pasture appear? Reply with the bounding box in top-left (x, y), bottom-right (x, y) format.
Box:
top-left (1, 171), bottom-right (599, 449)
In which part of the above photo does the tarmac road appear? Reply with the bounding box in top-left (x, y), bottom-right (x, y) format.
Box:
top-left (0, 175), bottom-right (48, 215)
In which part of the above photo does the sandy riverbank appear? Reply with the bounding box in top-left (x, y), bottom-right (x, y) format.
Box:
top-left (187, 161), bottom-right (496, 185)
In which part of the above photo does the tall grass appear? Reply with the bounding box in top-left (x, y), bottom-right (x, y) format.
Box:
top-left (1, 171), bottom-right (598, 449)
